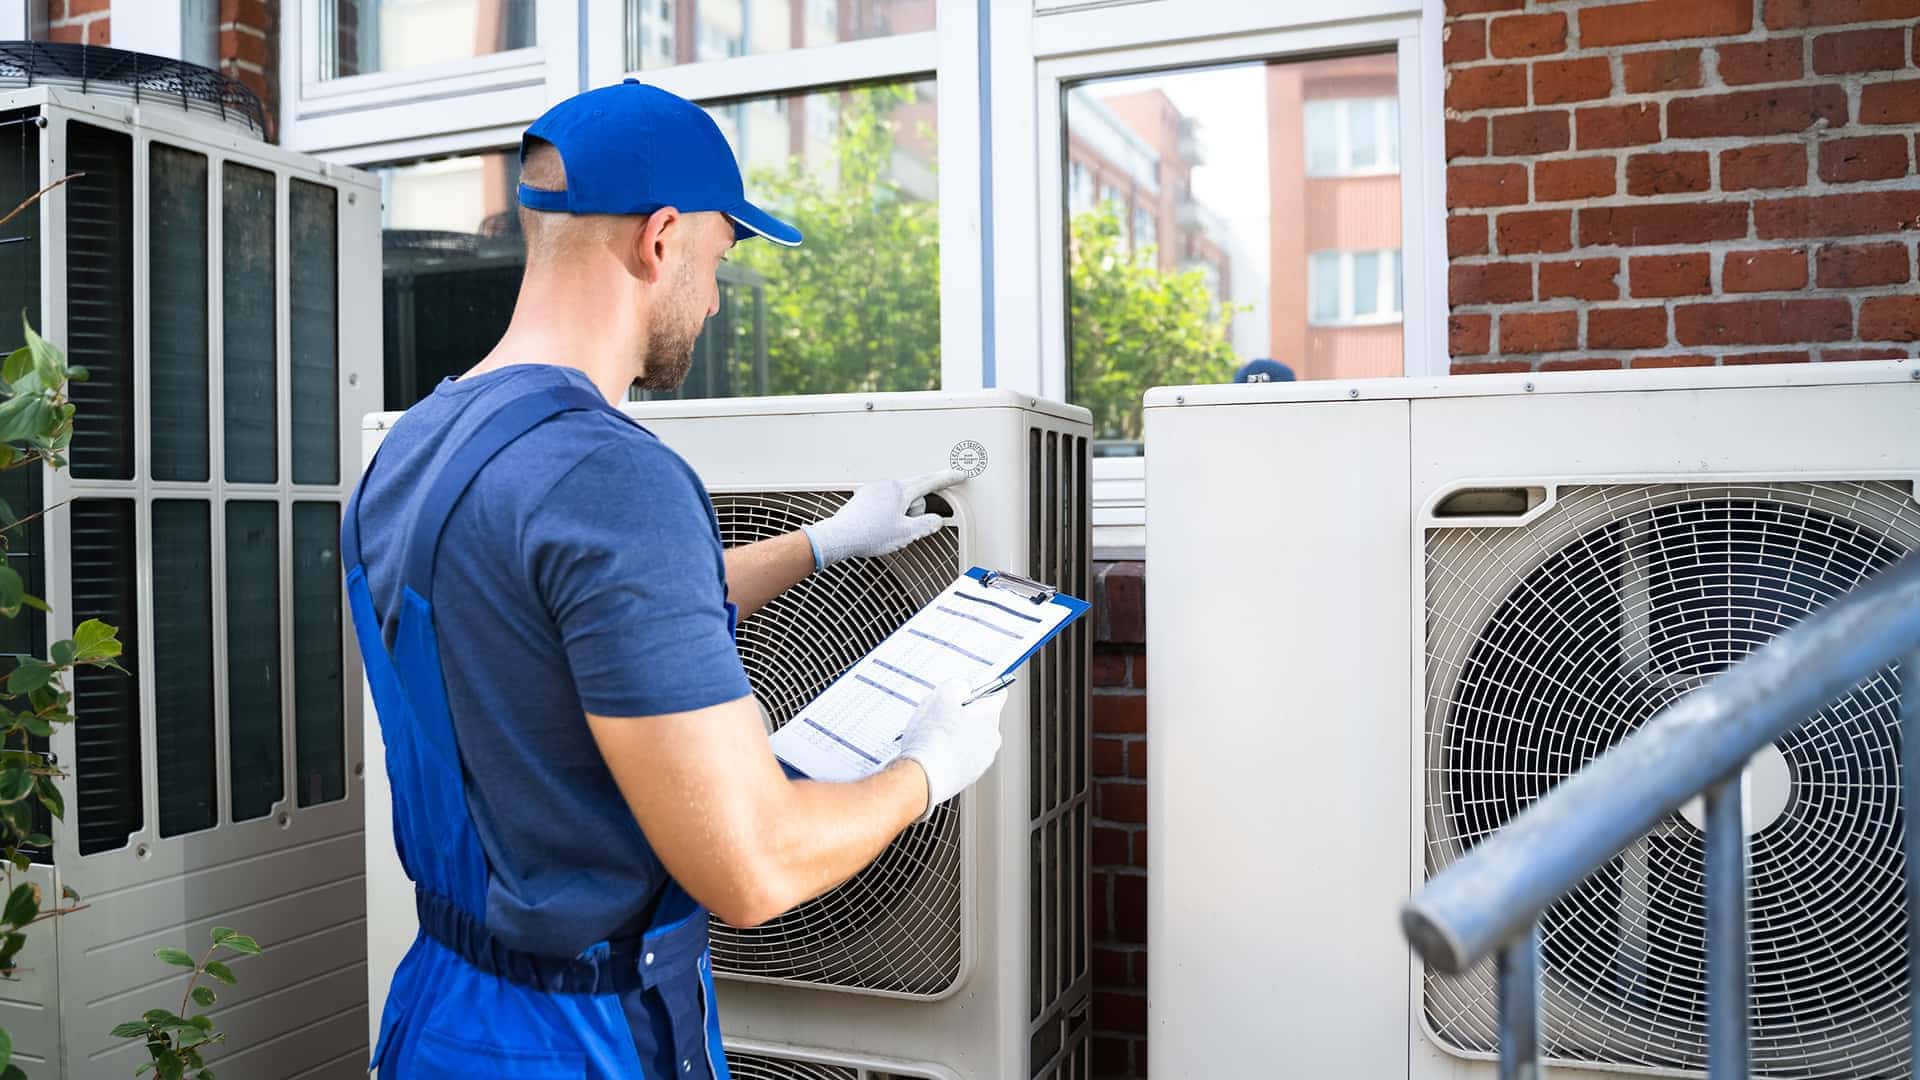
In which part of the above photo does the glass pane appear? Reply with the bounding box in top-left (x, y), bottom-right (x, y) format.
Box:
top-left (223, 163), bottom-right (277, 484)
top-left (71, 499), bottom-right (141, 855)
top-left (691, 80), bottom-right (939, 399)
top-left (1348, 101), bottom-right (1379, 171)
top-left (1065, 53), bottom-right (1403, 450)
top-left (153, 500), bottom-right (217, 837)
top-left (226, 501), bottom-right (283, 821)
top-left (625, 0), bottom-right (932, 70)
top-left (293, 503), bottom-right (344, 807)
top-left (151, 144), bottom-right (211, 483)
top-left (1352, 251), bottom-right (1380, 319)
top-left (291, 181), bottom-right (340, 485)
top-left (66, 122), bottom-right (135, 480)
top-left (322, 0), bottom-right (536, 79)
top-left (378, 150), bottom-right (526, 411)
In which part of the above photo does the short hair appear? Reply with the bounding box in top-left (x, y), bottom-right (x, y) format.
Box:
top-left (517, 137), bottom-right (626, 263)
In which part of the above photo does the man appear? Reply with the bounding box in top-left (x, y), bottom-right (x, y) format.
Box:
top-left (345, 81), bottom-right (1007, 1078)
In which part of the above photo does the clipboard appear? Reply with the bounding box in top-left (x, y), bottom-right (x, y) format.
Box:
top-left (962, 566), bottom-right (1092, 675)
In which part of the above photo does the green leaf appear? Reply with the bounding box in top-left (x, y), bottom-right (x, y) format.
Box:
top-left (48, 640), bottom-right (73, 667)
top-left (0, 444), bottom-right (13, 471)
top-left (0, 1023), bottom-right (11, 1071)
top-left (0, 394), bottom-right (53, 447)
top-left (19, 594), bottom-right (45, 614)
top-left (0, 1063), bottom-right (22, 1080)
top-left (0, 499), bottom-right (15, 529)
top-left (0, 934), bottom-right (28, 969)
top-left (0, 347), bottom-right (30, 389)
top-left (7, 855), bottom-right (24, 874)
top-left (187, 1014), bottom-right (212, 1032)
top-left (189, 986), bottom-right (215, 1008)
top-left (59, 884), bottom-right (77, 902)
top-left (154, 948), bottom-right (195, 969)
top-left (156, 1048), bottom-right (185, 1080)
top-left (196, 1070), bottom-right (215, 1080)
top-left (201, 961), bottom-right (235, 985)
top-left (34, 777), bottom-right (61, 821)
top-left (21, 835), bottom-right (46, 849)
top-left (0, 766), bottom-right (31, 802)
top-left (1, 883), bottom-right (35, 927)
top-left (71, 619), bottom-right (120, 662)
top-left (209, 926), bottom-right (234, 945)
top-left (111, 1021), bottom-right (152, 1039)
top-left (218, 934), bottom-right (260, 957)
top-left (5, 661), bottom-right (49, 696)
top-left (142, 1009), bottom-right (178, 1025)
top-left (16, 714), bottom-right (51, 740)
top-left (21, 317), bottom-right (62, 392)
top-left (135, 1063), bottom-right (155, 1078)
top-left (0, 567), bottom-right (18, 620)
top-left (64, 365), bottom-right (87, 383)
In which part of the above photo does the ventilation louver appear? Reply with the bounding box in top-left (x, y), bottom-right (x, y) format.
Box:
top-left (725, 1048), bottom-right (937, 1080)
top-left (1423, 481), bottom-right (1919, 1078)
top-left (711, 491), bottom-right (965, 996)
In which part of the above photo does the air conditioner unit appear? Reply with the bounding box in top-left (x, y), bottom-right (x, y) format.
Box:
top-left (0, 45), bottom-right (381, 1079)
top-left (361, 390), bottom-right (1094, 1079)
top-left (1144, 360), bottom-right (1920, 1079)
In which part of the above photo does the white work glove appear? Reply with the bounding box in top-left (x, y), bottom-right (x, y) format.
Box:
top-left (896, 680), bottom-right (1007, 823)
top-left (801, 470), bottom-right (967, 570)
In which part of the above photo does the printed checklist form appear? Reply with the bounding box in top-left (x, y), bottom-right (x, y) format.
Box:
top-left (769, 567), bottom-right (1090, 783)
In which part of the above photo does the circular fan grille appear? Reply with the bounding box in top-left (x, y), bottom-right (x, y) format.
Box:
top-left (724, 1050), bottom-right (931, 1080)
top-left (710, 491), bottom-right (964, 996)
top-left (1423, 482), bottom-right (1920, 1078)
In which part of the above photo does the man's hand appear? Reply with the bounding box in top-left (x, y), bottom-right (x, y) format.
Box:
top-left (896, 680), bottom-right (1008, 822)
top-left (801, 470), bottom-right (967, 569)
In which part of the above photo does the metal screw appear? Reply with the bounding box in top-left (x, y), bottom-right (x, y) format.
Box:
top-left (136, 843), bottom-right (150, 860)
top-left (347, 193), bottom-right (358, 205)
top-left (354, 762), bottom-right (365, 777)
top-left (1910, 369), bottom-right (1918, 381)
top-left (1174, 394), bottom-right (1185, 405)
top-left (347, 373), bottom-right (360, 387)
top-left (864, 401), bottom-right (874, 411)
top-left (1524, 381), bottom-right (1536, 392)
top-left (277, 813), bottom-right (291, 829)
top-left (1348, 388), bottom-right (1359, 399)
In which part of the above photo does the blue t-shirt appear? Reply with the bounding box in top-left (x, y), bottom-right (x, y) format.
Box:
top-left (357, 364), bottom-right (752, 956)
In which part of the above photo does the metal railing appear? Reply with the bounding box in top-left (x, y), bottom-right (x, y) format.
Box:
top-left (1401, 551), bottom-right (1920, 1079)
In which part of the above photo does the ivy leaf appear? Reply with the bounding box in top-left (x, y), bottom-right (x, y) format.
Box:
top-left (0, 933), bottom-right (26, 969)
top-left (72, 619), bottom-right (120, 662)
top-left (209, 927), bottom-right (235, 945)
top-left (218, 934), bottom-right (260, 957)
top-left (0, 395), bottom-right (52, 447)
top-left (111, 1022), bottom-right (152, 1039)
top-left (6, 855), bottom-right (23, 874)
top-left (190, 985), bottom-right (216, 1008)
top-left (34, 778), bottom-right (61, 821)
top-left (142, 1009), bottom-right (179, 1025)
top-left (16, 714), bottom-right (51, 740)
top-left (48, 640), bottom-right (74, 668)
top-left (5, 661), bottom-right (50, 696)
top-left (1, 883), bottom-right (36, 927)
top-left (20, 317), bottom-right (61, 391)
top-left (0, 766), bottom-right (31, 803)
top-left (0, 567), bottom-right (21, 621)
top-left (0, 1023), bottom-right (11, 1070)
top-left (154, 948), bottom-right (196, 969)
top-left (21, 835), bottom-right (46, 849)
top-left (0, 346), bottom-right (28, 389)
top-left (59, 884), bottom-right (77, 902)
top-left (18, 594), bottom-right (45, 614)
top-left (201, 961), bottom-right (235, 985)
top-left (155, 1048), bottom-right (185, 1080)
top-left (0, 1063), bottom-right (22, 1080)
top-left (64, 366), bottom-right (87, 383)
top-left (188, 1015), bottom-right (212, 1032)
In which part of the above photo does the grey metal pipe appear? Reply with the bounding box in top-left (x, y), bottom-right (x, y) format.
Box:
top-left (1497, 926), bottom-right (1541, 1080)
top-left (1704, 779), bottom-right (1749, 1078)
top-left (1405, 551), bottom-right (1920, 975)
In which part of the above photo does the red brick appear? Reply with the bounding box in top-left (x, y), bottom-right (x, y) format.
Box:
top-left (64, 0), bottom-right (108, 13)
top-left (1756, 191), bottom-right (1920, 239)
top-left (1449, 215), bottom-right (1490, 258)
top-left (1861, 80), bottom-right (1920, 126)
top-left (1540, 257), bottom-right (1622, 301)
top-left (1093, 652), bottom-right (1128, 688)
top-left (1541, 358), bottom-right (1625, 372)
top-left (1451, 262), bottom-right (1534, 304)
top-left (225, 0), bottom-right (274, 27)
top-left (1816, 243), bottom-right (1911, 288)
top-left (1093, 695), bottom-right (1145, 735)
top-left (1632, 354), bottom-right (1717, 368)
top-left (1580, 0), bottom-right (1751, 46)
top-left (1131, 830), bottom-right (1147, 867)
top-left (1825, 347), bottom-right (1914, 361)
top-left (1091, 871), bottom-right (1112, 938)
top-left (1497, 210), bottom-right (1574, 254)
top-left (1097, 782), bottom-right (1146, 824)
top-left (47, 0), bottom-right (61, 18)
top-left (1536, 156), bottom-right (1618, 201)
top-left (1092, 947), bottom-right (1130, 989)
top-left (1716, 38), bottom-right (1805, 86)
top-left (1449, 164), bottom-right (1530, 208)
top-left (1127, 745), bottom-right (1145, 779)
top-left (1721, 143), bottom-right (1809, 190)
top-left (1447, 117), bottom-right (1489, 160)
top-left (1627, 151), bottom-right (1712, 196)
top-left (1130, 654), bottom-right (1146, 689)
top-left (1674, 299), bottom-right (1854, 345)
top-left (1096, 561), bottom-right (1143, 644)
top-left (46, 25), bottom-right (83, 43)
top-left (1448, 64), bottom-right (1529, 111)
top-left (1092, 826), bottom-right (1130, 866)
top-left (1819, 135), bottom-right (1912, 183)
top-left (1861, 296), bottom-right (1920, 341)
top-left (1490, 12), bottom-right (1568, 57)
top-left (1093, 736), bottom-right (1126, 777)
top-left (1669, 86), bottom-right (1850, 139)
top-left (1582, 202), bottom-right (1750, 247)
top-left (1095, 991), bottom-right (1148, 1033)
top-left (1631, 254), bottom-right (1713, 298)
top-left (84, 16), bottom-right (108, 45)
top-left (221, 27), bottom-right (270, 69)
top-left (1534, 58), bottom-right (1615, 104)
top-left (1500, 311), bottom-right (1580, 353)
top-left (1590, 306), bottom-right (1670, 349)
top-left (1447, 0), bottom-right (1525, 12)
top-left (1091, 1038), bottom-right (1131, 1078)
top-left (1813, 28), bottom-right (1907, 73)
top-left (1576, 104), bottom-right (1663, 149)
top-left (1727, 350), bottom-right (1814, 364)
top-left (1493, 111), bottom-right (1571, 156)
top-left (1452, 359), bottom-right (1536, 374)
top-left (1450, 313), bottom-right (1493, 355)
top-left (1766, 0), bottom-right (1920, 29)
top-left (1725, 248), bottom-right (1810, 293)
top-left (1623, 49), bottom-right (1704, 93)
top-left (1112, 875), bottom-right (1147, 943)
top-left (1446, 19), bottom-right (1489, 63)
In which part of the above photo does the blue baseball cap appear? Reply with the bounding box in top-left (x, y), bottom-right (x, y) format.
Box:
top-left (518, 79), bottom-right (802, 247)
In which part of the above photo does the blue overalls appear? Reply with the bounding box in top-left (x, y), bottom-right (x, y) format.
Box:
top-left (343, 384), bottom-right (733, 1078)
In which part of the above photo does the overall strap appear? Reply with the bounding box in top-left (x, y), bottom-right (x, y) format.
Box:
top-left (400, 384), bottom-right (620, 597)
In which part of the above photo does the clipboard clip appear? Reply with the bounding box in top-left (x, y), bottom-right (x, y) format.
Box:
top-left (979, 569), bottom-right (1057, 605)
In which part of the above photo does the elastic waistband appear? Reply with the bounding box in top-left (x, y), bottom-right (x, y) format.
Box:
top-left (414, 888), bottom-right (710, 996)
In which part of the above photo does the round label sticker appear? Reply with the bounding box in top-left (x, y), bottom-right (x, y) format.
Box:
top-left (949, 440), bottom-right (989, 478)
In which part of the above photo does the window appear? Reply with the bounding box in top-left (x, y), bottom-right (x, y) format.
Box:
top-left (1061, 52), bottom-right (1404, 450)
top-left (1307, 249), bottom-right (1402, 326)
top-left (1067, 161), bottom-right (1094, 214)
top-left (321, 0), bottom-right (538, 79)
top-left (1304, 97), bottom-right (1399, 177)
top-left (624, 0), bottom-right (932, 69)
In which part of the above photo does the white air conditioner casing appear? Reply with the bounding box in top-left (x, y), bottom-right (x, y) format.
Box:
top-left (362, 390), bottom-right (1094, 1079)
top-left (1145, 360), bottom-right (1920, 1079)
top-left (0, 82), bottom-right (381, 1078)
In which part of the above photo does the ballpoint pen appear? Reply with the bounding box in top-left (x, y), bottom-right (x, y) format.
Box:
top-left (964, 672), bottom-right (1017, 705)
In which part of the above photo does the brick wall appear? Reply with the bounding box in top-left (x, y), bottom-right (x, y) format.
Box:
top-left (46, 0), bottom-right (110, 45)
top-left (1090, 561), bottom-right (1147, 1078)
top-left (39, 1), bottom-right (281, 139)
top-left (1445, 0), bottom-right (1920, 372)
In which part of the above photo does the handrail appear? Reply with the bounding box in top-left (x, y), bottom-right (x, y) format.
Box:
top-left (1403, 550), bottom-right (1920, 978)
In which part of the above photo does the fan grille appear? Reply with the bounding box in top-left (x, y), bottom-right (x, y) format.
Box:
top-left (1423, 481), bottom-right (1919, 1078)
top-left (711, 491), bottom-right (964, 995)
top-left (724, 1049), bottom-right (936, 1080)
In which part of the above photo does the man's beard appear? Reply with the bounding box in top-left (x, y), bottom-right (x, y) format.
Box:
top-left (633, 266), bottom-right (702, 392)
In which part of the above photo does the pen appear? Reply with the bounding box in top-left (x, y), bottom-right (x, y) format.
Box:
top-left (965, 673), bottom-right (1017, 705)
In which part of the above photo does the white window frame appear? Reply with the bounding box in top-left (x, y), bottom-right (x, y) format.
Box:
top-left (1309, 249), bottom-right (1404, 327)
top-left (1305, 96), bottom-right (1401, 178)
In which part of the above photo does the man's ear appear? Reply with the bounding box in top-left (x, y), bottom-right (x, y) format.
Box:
top-left (628, 206), bottom-right (682, 285)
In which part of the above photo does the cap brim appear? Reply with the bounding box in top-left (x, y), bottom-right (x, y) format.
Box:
top-left (727, 202), bottom-right (803, 247)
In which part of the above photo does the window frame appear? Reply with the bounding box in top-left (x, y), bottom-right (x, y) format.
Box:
top-left (1305, 96), bottom-right (1401, 179)
top-left (1309, 248), bottom-right (1405, 328)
